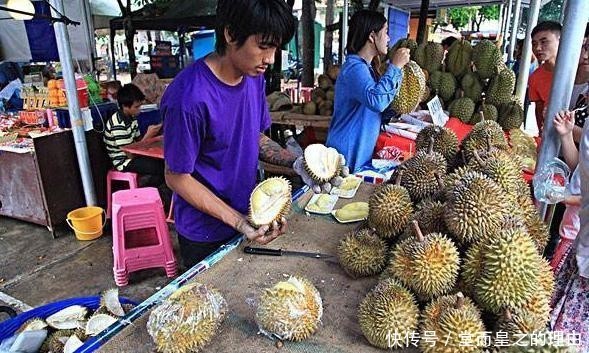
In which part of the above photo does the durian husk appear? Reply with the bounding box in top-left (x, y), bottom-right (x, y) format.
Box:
top-left (16, 318), bottom-right (47, 333)
top-left (415, 125), bottom-right (459, 162)
top-left (367, 183), bottom-right (413, 239)
top-left (256, 276), bottom-right (322, 341)
top-left (337, 229), bottom-right (388, 278)
top-left (248, 177), bottom-right (291, 227)
top-left (146, 282), bottom-right (227, 353)
top-left (100, 288), bottom-right (125, 317)
top-left (358, 278), bottom-right (419, 349)
top-left (420, 293), bottom-right (486, 353)
top-left (400, 199), bottom-right (448, 241)
top-left (303, 144), bottom-right (342, 184)
top-left (390, 60), bottom-right (426, 114)
top-left (468, 149), bottom-right (523, 196)
top-left (394, 150), bottom-right (447, 202)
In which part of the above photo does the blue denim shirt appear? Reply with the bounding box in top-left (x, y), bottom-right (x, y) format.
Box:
top-left (326, 54), bottom-right (403, 172)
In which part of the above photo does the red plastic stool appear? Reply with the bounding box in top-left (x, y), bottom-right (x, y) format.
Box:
top-left (112, 187), bottom-right (177, 286)
top-left (106, 170), bottom-right (139, 219)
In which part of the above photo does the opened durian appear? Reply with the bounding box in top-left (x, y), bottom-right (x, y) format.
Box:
top-left (338, 229), bottom-right (388, 278)
top-left (415, 125), bottom-right (459, 162)
top-left (389, 221), bottom-right (460, 300)
top-left (248, 177), bottom-right (291, 227)
top-left (368, 174), bottom-right (413, 239)
top-left (420, 293), bottom-right (485, 353)
top-left (100, 288), bottom-right (125, 317)
top-left (358, 278), bottom-right (419, 349)
top-left (303, 144), bottom-right (342, 184)
top-left (256, 276), bottom-right (322, 341)
top-left (147, 282), bottom-right (227, 353)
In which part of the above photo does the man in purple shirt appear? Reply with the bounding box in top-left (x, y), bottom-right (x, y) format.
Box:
top-left (161, 0), bottom-right (299, 268)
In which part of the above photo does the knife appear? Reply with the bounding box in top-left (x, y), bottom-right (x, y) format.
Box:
top-left (244, 246), bottom-right (333, 259)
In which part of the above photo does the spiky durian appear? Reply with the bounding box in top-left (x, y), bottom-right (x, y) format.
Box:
top-left (390, 60), bottom-right (426, 114)
top-left (358, 278), bottom-right (419, 349)
top-left (368, 175), bottom-right (413, 239)
top-left (472, 98), bottom-right (498, 123)
top-left (389, 221), bottom-right (459, 300)
top-left (303, 144), bottom-right (342, 184)
top-left (415, 125), bottom-right (459, 162)
top-left (496, 308), bottom-right (548, 337)
top-left (514, 194), bottom-right (550, 252)
top-left (472, 39), bottom-right (502, 79)
top-left (446, 39), bottom-right (473, 79)
top-left (390, 38), bottom-right (419, 59)
top-left (401, 199), bottom-right (448, 241)
top-left (498, 99), bottom-right (525, 130)
top-left (147, 282), bottom-right (227, 353)
top-left (420, 293), bottom-right (485, 353)
top-left (444, 171), bottom-right (511, 244)
top-left (337, 229), bottom-right (388, 278)
top-left (468, 149), bottom-right (523, 196)
top-left (449, 97), bottom-right (476, 123)
top-left (248, 177), bottom-right (291, 227)
top-left (423, 42), bottom-right (445, 73)
top-left (462, 120), bottom-right (510, 160)
top-left (461, 72), bottom-right (484, 103)
top-left (487, 67), bottom-right (516, 106)
top-left (430, 70), bottom-right (457, 102)
top-left (474, 229), bottom-right (542, 313)
top-left (256, 276), bottom-right (322, 341)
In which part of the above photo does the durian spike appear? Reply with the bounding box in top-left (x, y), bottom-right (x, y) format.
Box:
top-left (394, 170), bottom-right (403, 186)
top-left (472, 150), bottom-right (486, 167)
top-left (434, 172), bottom-right (444, 189)
top-left (504, 308), bottom-right (513, 321)
top-left (412, 220), bottom-right (425, 242)
top-left (455, 292), bottom-right (465, 309)
top-left (428, 136), bottom-right (435, 154)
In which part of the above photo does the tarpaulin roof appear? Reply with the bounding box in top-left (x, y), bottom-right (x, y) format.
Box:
top-left (109, 0), bottom-right (216, 32)
top-left (382, 0), bottom-right (551, 11)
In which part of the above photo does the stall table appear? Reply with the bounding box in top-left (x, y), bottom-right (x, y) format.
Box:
top-left (97, 184), bottom-right (419, 353)
top-left (269, 110), bottom-right (331, 145)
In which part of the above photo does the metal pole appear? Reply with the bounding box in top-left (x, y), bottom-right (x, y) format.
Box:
top-left (50, 0), bottom-right (97, 206)
top-left (507, 0), bottom-right (522, 62)
top-left (502, 0), bottom-right (513, 54)
top-left (515, 0), bottom-right (541, 103)
top-left (342, 0), bottom-right (348, 54)
top-left (560, 0), bottom-right (568, 24)
top-left (498, 3), bottom-right (505, 38)
top-left (81, 0), bottom-right (96, 73)
top-left (536, 0), bottom-right (589, 218)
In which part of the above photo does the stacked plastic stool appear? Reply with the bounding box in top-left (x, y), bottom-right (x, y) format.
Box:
top-left (112, 187), bottom-right (177, 286)
top-left (106, 170), bottom-right (139, 219)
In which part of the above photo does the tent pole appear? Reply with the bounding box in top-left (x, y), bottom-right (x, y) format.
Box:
top-left (50, 0), bottom-right (97, 206)
top-left (502, 0), bottom-right (513, 54)
top-left (515, 0), bottom-right (541, 103)
top-left (110, 27), bottom-right (117, 81)
top-left (507, 0), bottom-right (522, 62)
top-left (536, 0), bottom-right (589, 219)
top-left (342, 0), bottom-right (348, 54)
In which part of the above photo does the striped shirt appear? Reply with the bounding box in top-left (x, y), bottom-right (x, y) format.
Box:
top-left (103, 110), bottom-right (140, 170)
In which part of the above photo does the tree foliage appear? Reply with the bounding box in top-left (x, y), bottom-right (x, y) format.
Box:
top-left (447, 5), bottom-right (500, 32)
top-left (539, 0), bottom-right (564, 22)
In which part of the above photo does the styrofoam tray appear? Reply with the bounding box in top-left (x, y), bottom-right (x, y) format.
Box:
top-left (330, 176), bottom-right (362, 198)
top-left (304, 194), bottom-right (339, 215)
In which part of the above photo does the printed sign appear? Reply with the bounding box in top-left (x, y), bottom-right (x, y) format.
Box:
top-left (427, 95), bottom-right (449, 126)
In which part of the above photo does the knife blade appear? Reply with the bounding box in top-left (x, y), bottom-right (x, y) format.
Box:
top-left (244, 246), bottom-right (333, 259)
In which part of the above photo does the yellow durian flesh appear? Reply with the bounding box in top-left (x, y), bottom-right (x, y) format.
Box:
top-left (256, 276), bottom-right (322, 342)
top-left (248, 177), bottom-right (291, 227)
top-left (334, 202), bottom-right (369, 221)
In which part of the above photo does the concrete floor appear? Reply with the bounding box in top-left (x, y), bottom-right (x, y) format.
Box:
top-left (0, 215), bottom-right (180, 318)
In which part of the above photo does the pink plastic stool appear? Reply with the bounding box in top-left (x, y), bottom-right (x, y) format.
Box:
top-left (106, 170), bottom-right (139, 219)
top-left (112, 187), bottom-right (177, 286)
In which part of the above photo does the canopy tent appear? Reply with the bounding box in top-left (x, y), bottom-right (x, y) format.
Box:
top-left (380, 0), bottom-right (551, 11)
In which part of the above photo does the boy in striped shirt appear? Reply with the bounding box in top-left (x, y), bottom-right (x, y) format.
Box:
top-left (103, 83), bottom-right (164, 185)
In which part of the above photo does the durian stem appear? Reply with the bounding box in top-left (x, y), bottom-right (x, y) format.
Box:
top-left (455, 292), bottom-right (465, 309)
top-left (479, 111), bottom-right (485, 122)
top-left (434, 172), bottom-right (444, 189)
top-left (428, 136), bottom-right (435, 154)
top-left (412, 220), bottom-right (425, 242)
top-left (461, 150), bottom-right (467, 165)
top-left (394, 170), bottom-right (403, 186)
top-left (472, 150), bottom-right (486, 167)
top-left (504, 308), bottom-right (513, 321)
top-left (485, 135), bottom-right (492, 152)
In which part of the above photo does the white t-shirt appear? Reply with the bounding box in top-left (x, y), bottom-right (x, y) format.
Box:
top-left (576, 111), bottom-right (589, 278)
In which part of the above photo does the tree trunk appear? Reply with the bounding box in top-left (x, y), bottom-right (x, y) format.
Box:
top-left (302, 0), bottom-right (315, 87)
top-left (416, 0), bottom-right (430, 45)
top-left (124, 17), bottom-right (137, 79)
top-left (323, 0), bottom-right (335, 71)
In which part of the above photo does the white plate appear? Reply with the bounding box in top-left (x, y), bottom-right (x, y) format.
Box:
top-left (331, 202), bottom-right (369, 224)
top-left (304, 194), bottom-right (339, 215)
top-left (330, 176), bottom-right (362, 199)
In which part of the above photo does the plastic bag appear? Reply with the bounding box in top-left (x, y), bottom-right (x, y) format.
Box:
top-left (533, 157), bottom-right (571, 204)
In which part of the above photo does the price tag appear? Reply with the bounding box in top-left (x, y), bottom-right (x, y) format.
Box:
top-left (427, 95), bottom-right (449, 126)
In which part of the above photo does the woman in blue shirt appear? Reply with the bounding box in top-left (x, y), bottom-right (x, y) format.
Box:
top-left (326, 10), bottom-right (409, 172)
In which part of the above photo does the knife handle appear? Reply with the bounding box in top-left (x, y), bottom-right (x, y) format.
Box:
top-left (244, 246), bottom-right (282, 256)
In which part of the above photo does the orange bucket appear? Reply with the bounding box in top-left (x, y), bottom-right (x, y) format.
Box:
top-left (66, 207), bottom-right (106, 241)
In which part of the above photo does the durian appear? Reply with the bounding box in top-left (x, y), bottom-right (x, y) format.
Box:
top-left (390, 38), bottom-right (418, 59)
top-left (303, 144), bottom-right (342, 184)
top-left (472, 98), bottom-right (498, 123)
top-left (147, 282), bottom-right (227, 353)
top-left (368, 174), bottom-right (413, 239)
top-left (256, 276), bottom-right (322, 341)
top-left (461, 72), bottom-right (484, 103)
top-left (469, 149), bottom-right (523, 196)
top-left (415, 125), bottom-right (459, 162)
top-left (498, 99), bottom-right (525, 130)
top-left (100, 288), bottom-right (125, 317)
top-left (423, 42), bottom-right (445, 73)
top-left (487, 67), bottom-right (516, 106)
top-left (430, 70), bottom-right (457, 102)
top-left (390, 60), bottom-right (426, 114)
top-left (462, 120), bottom-right (510, 159)
top-left (472, 39), bottom-right (502, 79)
top-left (338, 229), bottom-right (388, 278)
top-left (401, 199), bottom-right (448, 241)
top-left (446, 39), bottom-right (473, 79)
top-left (248, 177), bottom-right (291, 227)
top-left (46, 305), bottom-right (87, 330)
top-left (358, 278), bottom-right (419, 349)
top-left (85, 313), bottom-right (118, 336)
top-left (449, 97), bottom-right (475, 123)
top-left (16, 318), bottom-right (47, 332)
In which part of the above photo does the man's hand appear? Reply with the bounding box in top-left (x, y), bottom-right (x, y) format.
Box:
top-left (236, 217), bottom-right (287, 245)
top-left (144, 123), bottom-right (162, 139)
top-left (292, 154), bottom-right (350, 194)
top-left (553, 110), bottom-right (575, 136)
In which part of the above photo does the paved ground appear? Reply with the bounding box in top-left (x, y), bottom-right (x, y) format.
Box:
top-left (0, 215), bottom-right (180, 318)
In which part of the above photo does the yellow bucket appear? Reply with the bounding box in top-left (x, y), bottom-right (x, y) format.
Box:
top-left (66, 206), bottom-right (106, 241)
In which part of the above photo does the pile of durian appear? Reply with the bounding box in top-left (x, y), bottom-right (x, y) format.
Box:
top-left (391, 38), bottom-right (525, 131)
top-left (338, 120), bottom-right (574, 352)
top-left (303, 65), bottom-right (339, 116)
top-left (7, 289), bottom-right (133, 353)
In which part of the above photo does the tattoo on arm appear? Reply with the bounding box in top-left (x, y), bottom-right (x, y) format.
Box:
top-left (258, 133), bottom-right (297, 167)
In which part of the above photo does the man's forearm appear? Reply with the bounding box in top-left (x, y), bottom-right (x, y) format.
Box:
top-left (259, 133), bottom-right (297, 167)
top-left (165, 167), bottom-right (245, 231)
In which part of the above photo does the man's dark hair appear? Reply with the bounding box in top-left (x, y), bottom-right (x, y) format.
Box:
top-left (117, 83), bottom-right (145, 109)
top-left (346, 10), bottom-right (386, 54)
top-left (531, 21), bottom-right (562, 39)
top-left (441, 36), bottom-right (458, 49)
top-left (215, 0), bottom-right (296, 56)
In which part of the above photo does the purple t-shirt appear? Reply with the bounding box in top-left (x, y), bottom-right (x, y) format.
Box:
top-left (161, 58), bottom-right (271, 242)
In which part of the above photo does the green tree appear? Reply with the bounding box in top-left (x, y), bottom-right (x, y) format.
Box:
top-left (539, 0), bottom-right (564, 22)
top-left (447, 5), bottom-right (500, 32)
